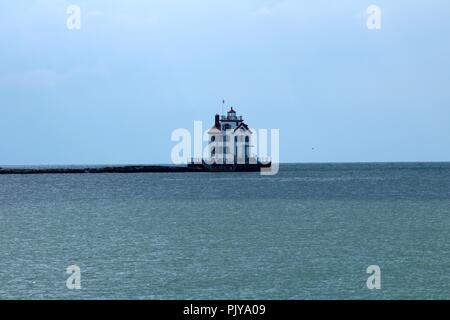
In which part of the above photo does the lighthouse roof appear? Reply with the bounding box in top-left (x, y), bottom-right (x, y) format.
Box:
top-left (208, 126), bottom-right (221, 134)
top-left (233, 122), bottom-right (252, 134)
top-left (228, 107), bottom-right (236, 113)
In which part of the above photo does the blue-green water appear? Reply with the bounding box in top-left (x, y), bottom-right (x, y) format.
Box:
top-left (0, 163), bottom-right (449, 299)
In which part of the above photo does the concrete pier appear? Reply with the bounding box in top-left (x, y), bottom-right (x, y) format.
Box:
top-left (0, 163), bottom-right (271, 175)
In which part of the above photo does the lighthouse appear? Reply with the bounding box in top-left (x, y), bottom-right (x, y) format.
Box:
top-left (207, 107), bottom-right (252, 164)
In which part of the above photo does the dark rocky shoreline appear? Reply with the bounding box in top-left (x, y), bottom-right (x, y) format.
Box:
top-left (0, 165), bottom-right (200, 175)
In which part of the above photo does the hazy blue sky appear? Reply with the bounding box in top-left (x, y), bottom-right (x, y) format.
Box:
top-left (1, 0), bottom-right (449, 165)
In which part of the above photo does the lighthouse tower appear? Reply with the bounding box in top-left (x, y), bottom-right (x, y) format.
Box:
top-left (207, 107), bottom-right (252, 164)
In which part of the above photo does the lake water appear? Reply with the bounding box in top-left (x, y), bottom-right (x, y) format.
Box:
top-left (0, 163), bottom-right (449, 299)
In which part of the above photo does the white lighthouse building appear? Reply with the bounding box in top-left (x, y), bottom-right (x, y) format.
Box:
top-left (207, 107), bottom-right (253, 165)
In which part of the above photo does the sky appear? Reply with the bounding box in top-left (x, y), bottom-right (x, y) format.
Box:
top-left (0, 0), bottom-right (449, 165)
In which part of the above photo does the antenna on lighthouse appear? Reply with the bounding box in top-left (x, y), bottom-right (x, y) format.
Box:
top-left (222, 99), bottom-right (225, 116)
